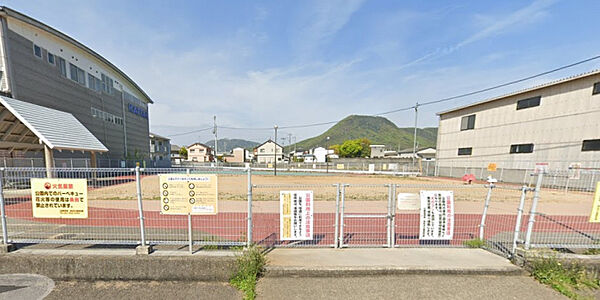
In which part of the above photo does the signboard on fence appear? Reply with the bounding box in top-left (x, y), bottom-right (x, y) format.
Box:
top-left (487, 163), bottom-right (497, 172)
top-left (569, 163), bottom-right (581, 180)
top-left (280, 190), bottom-right (313, 240)
top-left (589, 182), bottom-right (600, 223)
top-left (534, 162), bottom-right (548, 174)
top-left (31, 178), bottom-right (88, 218)
top-left (397, 193), bottom-right (420, 210)
top-left (159, 174), bottom-right (218, 215)
top-left (419, 191), bottom-right (454, 240)
top-left (336, 164), bottom-right (345, 170)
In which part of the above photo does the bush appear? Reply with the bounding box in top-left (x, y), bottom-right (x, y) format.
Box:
top-left (230, 245), bottom-right (267, 300)
top-left (463, 238), bottom-right (486, 248)
top-left (531, 257), bottom-right (599, 299)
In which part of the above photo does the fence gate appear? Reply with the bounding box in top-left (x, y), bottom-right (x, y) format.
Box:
top-left (339, 184), bottom-right (395, 247)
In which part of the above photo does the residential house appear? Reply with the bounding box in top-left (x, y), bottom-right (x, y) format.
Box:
top-left (254, 139), bottom-right (285, 164)
top-left (187, 143), bottom-right (213, 162)
top-left (149, 133), bottom-right (171, 167)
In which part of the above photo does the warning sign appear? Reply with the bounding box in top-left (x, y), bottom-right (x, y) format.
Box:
top-left (280, 190), bottom-right (313, 240)
top-left (31, 178), bottom-right (88, 218)
top-left (159, 174), bottom-right (218, 215)
top-left (419, 191), bottom-right (454, 240)
top-left (589, 182), bottom-right (600, 223)
top-left (487, 163), bottom-right (497, 172)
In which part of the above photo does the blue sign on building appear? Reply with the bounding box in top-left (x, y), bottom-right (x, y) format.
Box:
top-left (128, 103), bottom-right (148, 119)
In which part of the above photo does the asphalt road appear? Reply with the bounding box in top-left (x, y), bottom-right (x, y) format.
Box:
top-left (256, 275), bottom-right (567, 300)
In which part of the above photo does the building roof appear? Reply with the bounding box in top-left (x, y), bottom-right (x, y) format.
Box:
top-left (370, 145), bottom-right (385, 148)
top-left (255, 139), bottom-right (283, 149)
top-left (170, 144), bottom-right (180, 151)
top-left (149, 132), bottom-right (170, 141)
top-left (437, 69), bottom-right (600, 115)
top-left (188, 142), bottom-right (211, 149)
top-left (0, 96), bottom-right (108, 152)
top-left (0, 6), bottom-right (153, 104)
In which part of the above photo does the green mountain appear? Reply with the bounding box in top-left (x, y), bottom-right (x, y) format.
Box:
top-left (293, 115), bottom-right (437, 151)
top-left (205, 138), bottom-right (259, 153)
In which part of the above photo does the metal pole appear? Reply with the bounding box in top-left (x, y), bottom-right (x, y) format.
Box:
top-left (186, 169), bottom-right (192, 254)
top-left (511, 186), bottom-right (528, 255)
top-left (338, 184), bottom-right (346, 248)
top-left (274, 125), bottom-right (278, 176)
top-left (135, 166), bottom-right (147, 246)
top-left (334, 183), bottom-right (340, 248)
top-left (412, 102), bottom-right (419, 168)
top-left (479, 183), bottom-right (494, 240)
top-left (386, 184), bottom-right (392, 247)
top-left (213, 116), bottom-right (218, 168)
top-left (391, 184), bottom-right (396, 248)
top-left (0, 169), bottom-right (8, 245)
top-left (524, 172), bottom-right (544, 249)
top-left (247, 167), bottom-right (253, 247)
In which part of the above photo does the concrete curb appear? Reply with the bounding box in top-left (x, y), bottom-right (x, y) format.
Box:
top-left (0, 253), bottom-right (237, 282)
top-left (264, 265), bottom-right (526, 277)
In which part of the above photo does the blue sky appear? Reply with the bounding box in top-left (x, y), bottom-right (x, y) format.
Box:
top-left (4, 0), bottom-right (600, 146)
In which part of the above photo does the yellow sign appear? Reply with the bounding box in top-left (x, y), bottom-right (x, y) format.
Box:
top-left (160, 174), bottom-right (218, 215)
top-left (336, 164), bottom-right (344, 170)
top-left (487, 163), bottom-right (497, 172)
top-left (590, 182), bottom-right (600, 222)
top-left (267, 163), bottom-right (273, 168)
top-left (31, 178), bottom-right (88, 218)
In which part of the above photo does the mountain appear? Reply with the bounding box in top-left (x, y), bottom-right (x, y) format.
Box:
top-left (205, 138), bottom-right (259, 153)
top-left (292, 115), bottom-right (437, 151)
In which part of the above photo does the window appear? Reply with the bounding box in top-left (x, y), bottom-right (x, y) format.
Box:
top-left (582, 139), bottom-right (600, 151)
top-left (88, 74), bottom-right (102, 92)
top-left (69, 63), bottom-right (85, 85)
top-left (460, 114), bottom-right (476, 131)
top-left (593, 83), bottom-right (600, 95)
top-left (101, 73), bottom-right (113, 94)
top-left (57, 57), bottom-right (67, 76)
top-left (47, 53), bottom-right (55, 65)
top-left (510, 143), bottom-right (534, 154)
top-left (457, 147), bottom-right (472, 156)
top-left (33, 44), bottom-right (42, 58)
top-left (516, 96), bottom-right (541, 110)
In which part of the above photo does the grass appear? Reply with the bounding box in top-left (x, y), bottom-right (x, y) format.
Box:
top-left (463, 238), bottom-right (486, 248)
top-left (230, 245), bottom-right (267, 300)
top-left (531, 256), bottom-right (599, 299)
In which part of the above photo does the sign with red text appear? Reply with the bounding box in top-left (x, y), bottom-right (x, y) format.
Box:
top-left (419, 191), bottom-right (454, 240)
top-left (280, 190), bottom-right (313, 240)
top-left (31, 178), bottom-right (88, 218)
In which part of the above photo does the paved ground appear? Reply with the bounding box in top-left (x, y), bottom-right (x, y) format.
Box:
top-left (256, 275), bottom-right (565, 299)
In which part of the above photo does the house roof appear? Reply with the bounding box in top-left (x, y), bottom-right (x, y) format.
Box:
top-left (0, 96), bottom-right (108, 152)
top-left (255, 139), bottom-right (283, 149)
top-left (149, 132), bottom-right (170, 141)
top-left (188, 142), bottom-right (211, 149)
top-left (437, 69), bottom-right (600, 115)
top-left (0, 6), bottom-right (153, 104)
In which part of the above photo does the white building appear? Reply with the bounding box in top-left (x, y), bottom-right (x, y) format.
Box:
top-left (436, 69), bottom-right (600, 177)
top-left (312, 147), bottom-right (335, 163)
top-left (370, 145), bottom-right (385, 158)
top-left (254, 139), bottom-right (285, 164)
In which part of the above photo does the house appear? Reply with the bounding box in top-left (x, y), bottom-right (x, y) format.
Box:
top-left (370, 145), bottom-right (385, 158)
top-left (149, 133), bottom-right (171, 167)
top-left (417, 148), bottom-right (436, 161)
top-left (436, 69), bottom-right (600, 177)
top-left (186, 143), bottom-right (213, 162)
top-left (170, 144), bottom-right (182, 165)
top-left (312, 147), bottom-right (335, 163)
top-left (227, 147), bottom-right (247, 163)
top-left (254, 139), bottom-right (285, 164)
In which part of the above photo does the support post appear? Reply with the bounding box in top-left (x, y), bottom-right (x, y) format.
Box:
top-left (135, 166), bottom-right (152, 254)
top-left (44, 144), bottom-right (54, 178)
top-left (479, 183), bottom-right (494, 240)
top-left (0, 168), bottom-right (13, 252)
top-left (524, 172), bottom-right (544, 249)
top-left (186, 169), bottom-right (192, 254)
top-left (247, 167), bottom-right (253, 247)
top-left (338, 184), bottom-right (347, 248)
top-left (386, 184), bottom-right (392, 248)
top-left (511, 186), bottom-right (528, 255)
top-left (334, 183), bottom-right (340, 248)
top-left (391, 184), bottom-right (396, 248)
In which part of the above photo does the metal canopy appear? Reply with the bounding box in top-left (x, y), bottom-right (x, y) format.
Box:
top-left (0, 96), bottom-right (108, 152)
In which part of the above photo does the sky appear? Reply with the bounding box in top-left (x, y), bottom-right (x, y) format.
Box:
top-left (4, 0), bottom-right (600, 147)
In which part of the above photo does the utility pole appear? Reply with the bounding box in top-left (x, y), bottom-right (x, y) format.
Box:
top-left (213, 115), bottom-right (218, 168)
top-left (274, 125), bottom-right (278, 176)
top-left (326, 136), bottom-right (330, 173)
top-left (412, 102), bottom-right (419, 169)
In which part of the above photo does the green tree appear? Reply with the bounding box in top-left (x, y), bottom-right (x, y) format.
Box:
top-left (337, 138), bottom-right (371, 158)
top-left (179, 147), bottom-right (188, 159)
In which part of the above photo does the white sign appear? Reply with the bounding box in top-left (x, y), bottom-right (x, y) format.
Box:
top-left (397, 193), bottom-right (420, 210)
top-left (280, 190), bottom-right (313, 240)
top-left (569, 163), bottom-right (581, 180)
top-left (534, 162), bottom-right (548, 174)
top-left (419, 191), bottom-right (454, 240)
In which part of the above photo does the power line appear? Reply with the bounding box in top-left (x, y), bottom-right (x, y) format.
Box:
top-left (167, 127), bottom-right (212, 137)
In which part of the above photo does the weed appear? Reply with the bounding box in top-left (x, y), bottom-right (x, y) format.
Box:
top-left (463, 238), bottom-right (486, 248)
top-left (531, 256), bottom-right (599, 299)
top-left (230, 245), bottom-right (266, 300)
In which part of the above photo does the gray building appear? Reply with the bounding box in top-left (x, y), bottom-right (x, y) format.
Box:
top-left (149, 133), bottom-right (171, 167)
top-left (0, 7), bottom-right (152, 167)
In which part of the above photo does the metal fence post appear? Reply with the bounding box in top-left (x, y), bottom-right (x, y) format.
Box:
top-left (391, 184), bottom-right (397, 248)
top-left (186, 169), bottom-right (192, 254)
top-left (0, 168), bottom-right (10, 248)
top-left (479, 182), bottom-right (494, 240)
top-left (524, 172), bottom-right (544, 249)
top-left (334, 183), bottom-right (340, 248)
top-left (338, 184), bottom-right (347, 248)
top-left (247, 167), bottom-right (252, 247)
top-left (135, 166), bottom-right (149, 253)
top-left (386, 184), bottom-right (392, 248)
top-left (511, 186), bottom-right (528, 255)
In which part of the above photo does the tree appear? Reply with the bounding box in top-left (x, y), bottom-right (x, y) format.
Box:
top-left (336, 138), bottom-right (371, 158)
top-left (179, 147), bottom-right (188, 159)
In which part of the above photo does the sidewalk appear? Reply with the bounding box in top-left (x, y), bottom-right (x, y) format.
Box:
top-left (264, 248), bottom-right (524, 277)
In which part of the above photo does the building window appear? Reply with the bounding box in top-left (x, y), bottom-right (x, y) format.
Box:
top-left (460, 114), bottom-right (476, 131)
top-left (457, 147), bottom-right (472, 156)
top-left (582, 139), bottom-right (600, 151)
top-left (57, 56), bottom-right (67, 76)
top-left (88, 74), bottom-right (102, 92)
top-left (48, 53), bottom-right (55, 65)
top-left (33, 44), bottom-right (42, 58)
top-left (510, 143), bottom-right (534, 154)
top-left (593, 83), bottom-right (600, 95)
top-left (516, 96), bottom-right (541, 110)
top-left (69, 63), bottom-right (85, 85)
top-left (101, 73), bottom-right (113, 94)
